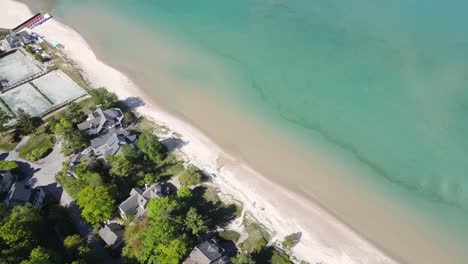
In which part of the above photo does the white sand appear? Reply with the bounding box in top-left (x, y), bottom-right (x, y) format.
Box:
top-left (0, 1), bottom-right (396, 263)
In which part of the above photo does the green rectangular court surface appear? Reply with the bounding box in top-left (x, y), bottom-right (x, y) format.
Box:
top-left (0, 82), bottom-right (52, 117)
top-left (32, 70), bottom-right (86, 105)
top-left (0, 50), bottom-right (43, 85)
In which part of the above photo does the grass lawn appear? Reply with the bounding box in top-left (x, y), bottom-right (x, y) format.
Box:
top-left (18, 124), bottom-right (54, 160)
top-left (218, 230), bottom-right (241, 243)
top-left (0, 131), bottom-right (22, 151)
top-left (241, 214), bottom-right (271, 253)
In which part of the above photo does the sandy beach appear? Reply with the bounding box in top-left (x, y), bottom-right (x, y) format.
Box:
top-left (0, 1), bottom-right (399, 263)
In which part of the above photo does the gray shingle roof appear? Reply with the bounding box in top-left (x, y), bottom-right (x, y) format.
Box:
top-left (77, 106), bottom-right (123, 135)
top-left (99, 223), bottom-right (124, 248)
top-left (5, 181), bottom-right (31, 207)
top-left (184, 240), bottom-right (228, 264)
top-left (118, 183), bottom-right (168, 219)
top-left (90, 129), bottom-right (137, 158)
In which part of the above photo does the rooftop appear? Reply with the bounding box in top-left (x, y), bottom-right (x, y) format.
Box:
top-left (77, 106), bottom-right (123, 136)
top-left (99, 223), bottom-right (124, 249)
top-left (184, 240), bottom-right (229, 264)
top-left (90, 128), bottom-right (137, 158)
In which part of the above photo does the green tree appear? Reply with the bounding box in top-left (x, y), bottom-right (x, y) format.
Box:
top-left (108, 155), bottom-right (132, 177)
top-left (143, 173), bottom-right (158, 184)
top-left (89, 88), bottom-right (118, 109)
top-left (282, 232), bottom-right (301, 249)
top-left (16, 108), bottom-right (40, 135)
top-left (51, 117), bottom-right (72, 134)
top-left (271, 251), bottom-right (292, 264)
top-left (177, 186), bottom-right (192, 200)
top-left (62, 129), bottom-right (88, 154)
top-left (76, 186), bottom-right (115, 224)
top-left (64, 102), bottom-right (85, 124)
top-left (0, 108), bottom-right (12, 136)
top-left (123, 111), bottom-right (136, 125)
top-left (122, 144), bottom-right (139, 162)
top-left (136, 132), bottom-right (167, 164)
top-left (147, 197), bottom-right (179, 221)
top-left (184, 207), bottom-right (207, 236)
top-left (141, 198), bottom-right (181, 262)
top-left (153, 239), bottom-right (188, 264)
top-left (0, 160), bottom-right (19, 171)
top-left (122, 218), bottom-right (149, 262)
top-left (64, 234), bottom-right (94, 261)
top-left (178, 165), bottom-right (202, 186)
top-left (20, 246), bottom-right (53, 264)
top-left (231, 252), bottom-right (256, 264)
top-left (0, 205), bottom-right (44, 257)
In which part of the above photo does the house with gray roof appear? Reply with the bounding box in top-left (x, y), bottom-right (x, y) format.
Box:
top-left (4, 181), bottom-right (45, 208)
top-left (77, 106), bottom-right (123, 136)
top-left (99, 223), bottom-right (124, 249)
top-left (184, 240), bottom-right (229, 264)
top-left (0, 171), bottom-right (14, 194)
top-left (90, 128), bottom-right (137, 159)
top-left (118, 183), bottom-right (169, 219)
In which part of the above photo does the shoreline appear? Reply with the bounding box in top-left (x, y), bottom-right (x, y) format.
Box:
top-left (0, 1), bottom-right (397, 263)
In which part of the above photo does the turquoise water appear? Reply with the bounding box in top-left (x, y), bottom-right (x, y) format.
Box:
top-left (34, 0), bottom-right (468, 260)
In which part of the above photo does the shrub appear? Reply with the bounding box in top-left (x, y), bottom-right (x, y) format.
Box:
top-left (178, 165), bottom-right (202, 186)
top-left (282, 232), bottom-right (301, 249)
top-left (34, 53), bottom-right (43, 61)
top-left (0, 160), bottom-right (19, 172)
top-left (26, 147), bottom-right (52, 161)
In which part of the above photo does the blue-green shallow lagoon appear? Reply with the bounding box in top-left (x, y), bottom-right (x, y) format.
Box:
top-left (27, 0), bottom-right (468, 262)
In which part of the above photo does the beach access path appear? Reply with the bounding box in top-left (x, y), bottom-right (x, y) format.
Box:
top-left (0, 143), bottom-right (121, 264)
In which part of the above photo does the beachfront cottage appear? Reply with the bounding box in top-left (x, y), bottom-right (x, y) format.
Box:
top-left (4, 181), bottom-right (45, 208)
top-left (5, 30), bottom-right (34, 48)
top-left (98, 223), bottom-right (124, 249)
top-left (184, 240), bottom-right (229, 264)
top-left (77, 106), bottom-right (123, 136)
top-left (0, 171), bottom-right (14, 194)
top-left (90, 128), bottom-right (137, 159)
top-left (118, 183), bottom-right (169, 220)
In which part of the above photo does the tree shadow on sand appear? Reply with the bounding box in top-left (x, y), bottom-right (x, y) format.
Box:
top-left (121, 97), bottom-right (145, 111)
top-left (192, 185), bottom-right (238, 229)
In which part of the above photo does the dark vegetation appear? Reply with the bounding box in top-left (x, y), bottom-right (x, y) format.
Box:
top-left (0, 203), bottom-right (97, 264)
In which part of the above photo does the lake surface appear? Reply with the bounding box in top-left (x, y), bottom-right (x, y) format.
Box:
top-left (23, 0), bottom-right (468, 262)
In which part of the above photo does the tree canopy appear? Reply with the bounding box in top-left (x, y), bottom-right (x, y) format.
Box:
top-left (136, 132), bottom-right (167, 164)
top-left (89, 88), bottom-right (118, 109)
top-left (108, 155), bottom-right (133, 177)
top-left (0, 160), bottom-right (19, 171)
top-left (20, 246), bottom-right (53, 264)
top-left (0, 205), bottom-right (44, 258)
top-left (178, 165), bottom-right (202, 186)
top-left (76, 186), bottom-right (115, 224)
top-left (16, 108), bottom-right (38, 135)
top-left (0, 108), bottom-right (12, 136)
top-left (231, 253), bottom-right (256, 264)
top-left (184, 207), bottom-right (207, 236)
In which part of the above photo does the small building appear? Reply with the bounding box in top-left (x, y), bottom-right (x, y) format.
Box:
top-left (0, 171), bottom-right (14, 194)
top-left (98, 223), bottom-right (124, 249)
top-left (184, 240), bottom-right (229, 264)
top-left (89, 128), bottom-right (137, 158)
top-left (4, 181), bottom-right (45, 208)
top-left (118, 183), bottom-right (169, 220)
top-left (77, 106), bottom-right (123, 136)
top-left (5, 30), bottom-right (37, 48)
